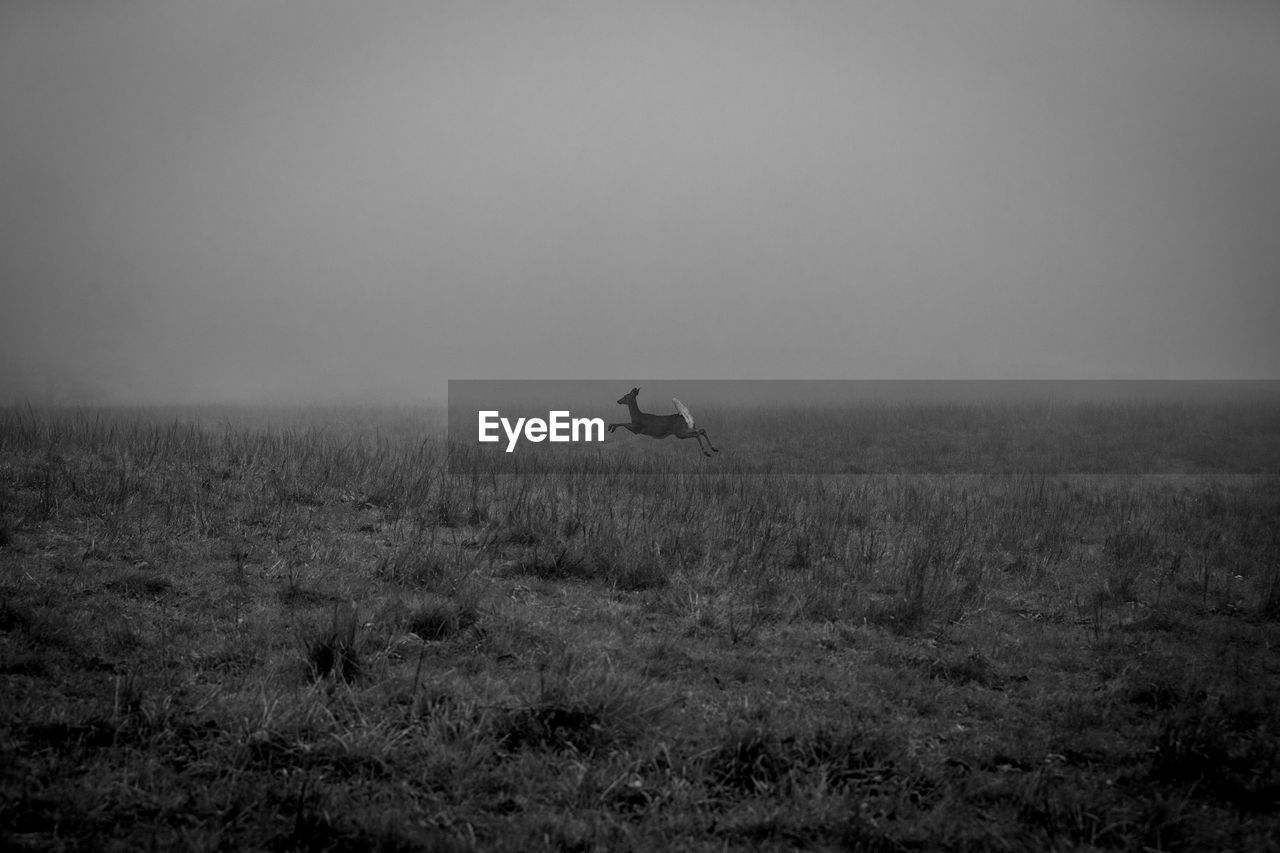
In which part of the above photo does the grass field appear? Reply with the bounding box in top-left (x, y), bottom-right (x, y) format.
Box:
top-left (2, 402), bottom-right (1279, 851)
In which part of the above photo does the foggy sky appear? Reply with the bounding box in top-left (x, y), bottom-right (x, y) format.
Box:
top-left (3, 0), bottom-right (1279, 404)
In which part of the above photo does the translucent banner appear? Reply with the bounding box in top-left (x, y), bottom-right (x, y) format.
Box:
top-left (447, 380), bottom-right (1280, 474)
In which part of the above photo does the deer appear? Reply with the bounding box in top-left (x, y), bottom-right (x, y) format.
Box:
top-left (607, 387), bottom-right (720, 456)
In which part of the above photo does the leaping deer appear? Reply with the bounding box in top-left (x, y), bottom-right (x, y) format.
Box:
top-left (607, 387), bottom-right (720, 456)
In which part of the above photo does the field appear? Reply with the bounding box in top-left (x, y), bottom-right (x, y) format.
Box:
top-left (2, 401), bottom-right (1279, 851)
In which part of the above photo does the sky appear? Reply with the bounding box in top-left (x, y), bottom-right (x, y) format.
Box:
top-left (2, 0), bottom-right (1279, 404)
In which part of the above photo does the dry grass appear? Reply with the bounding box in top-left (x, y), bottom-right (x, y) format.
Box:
top-left (1, 402), bottom-right (1278, 851)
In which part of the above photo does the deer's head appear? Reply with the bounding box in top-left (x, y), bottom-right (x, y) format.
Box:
top-left (617, 387), bottom-right (640, 405)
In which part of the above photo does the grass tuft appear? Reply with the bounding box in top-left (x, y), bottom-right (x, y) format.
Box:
top-left (301, 604), bottom-right (363, 683)
top-left (705, 725), bottom-right (789, 794)
top-left (405, 596), bottom-right (481, 641)
top-left (492, 653), bottom-right (672, 756)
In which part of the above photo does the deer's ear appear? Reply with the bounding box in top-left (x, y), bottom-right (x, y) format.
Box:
top-left (633, 387), bottom-right (641, 394)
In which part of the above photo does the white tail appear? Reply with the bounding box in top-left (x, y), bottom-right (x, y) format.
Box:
top-left (672, 398), bottom-right (695, 430)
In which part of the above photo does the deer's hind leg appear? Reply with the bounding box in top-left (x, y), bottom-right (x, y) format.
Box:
top-left (676, 430), bottom-right (714, 456)
top-left (698, 429), bottom-right (719, 453)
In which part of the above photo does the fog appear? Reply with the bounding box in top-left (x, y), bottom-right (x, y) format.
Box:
top-left (3, 0), bottom-right (1279, 404)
